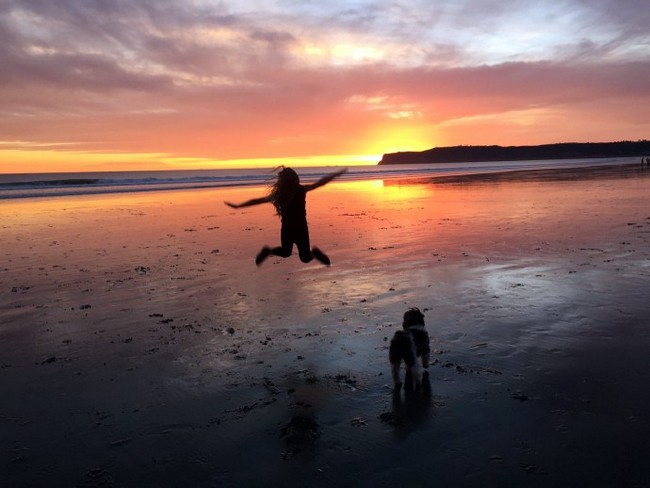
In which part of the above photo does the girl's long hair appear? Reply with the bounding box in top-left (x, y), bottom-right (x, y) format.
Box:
top-left (269, 166), bottom-right (300, 215)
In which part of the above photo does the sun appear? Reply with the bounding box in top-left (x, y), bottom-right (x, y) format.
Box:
top-left (360, 123), bottom-right (437, 156)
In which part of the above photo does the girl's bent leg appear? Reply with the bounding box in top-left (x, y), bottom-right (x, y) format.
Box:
top-left (293, 224), bottom-right (314, 263)
top-left (256, 244), bottom-right (292, 266)
top-left (255, 246), bottom-right (272, 266)
top-left (311, 247), bottom-right (330, 266)
top-left (270, 246), bottom-right (292, 258)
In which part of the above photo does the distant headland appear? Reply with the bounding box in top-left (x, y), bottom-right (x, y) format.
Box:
top-left (378, 140), bottom-right (650, 165)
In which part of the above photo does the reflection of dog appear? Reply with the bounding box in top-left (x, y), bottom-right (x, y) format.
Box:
top-left (389, 308), bottom-right (430, 388)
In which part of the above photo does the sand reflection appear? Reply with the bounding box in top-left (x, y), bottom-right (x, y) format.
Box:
top-left (2, 166), bottom-right (650, 486)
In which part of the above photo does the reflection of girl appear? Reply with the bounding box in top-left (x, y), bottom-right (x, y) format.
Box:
top-left (225, 166), bottom-right (347, 266)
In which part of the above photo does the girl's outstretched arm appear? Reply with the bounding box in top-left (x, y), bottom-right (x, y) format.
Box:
top-left (304, 168), bottom-right (348, 192)
top-left (225, 195), bottom-right (272, 209)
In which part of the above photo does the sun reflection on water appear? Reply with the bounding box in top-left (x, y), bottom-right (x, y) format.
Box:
top-left (327, 178), bottom-right (434, 202)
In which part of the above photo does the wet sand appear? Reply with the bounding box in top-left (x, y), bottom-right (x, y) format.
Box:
top-left (2, 164), bottom-right (650, 487)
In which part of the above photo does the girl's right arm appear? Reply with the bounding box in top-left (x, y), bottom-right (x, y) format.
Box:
top-left (225, 195), bottom-right (272, 209)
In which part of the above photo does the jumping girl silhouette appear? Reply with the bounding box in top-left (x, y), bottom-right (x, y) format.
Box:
top-left (225, 166), bottom-right (347, 266)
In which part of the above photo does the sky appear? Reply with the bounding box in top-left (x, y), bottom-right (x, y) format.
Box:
top-left (1, 0), bottom-right (649, 173)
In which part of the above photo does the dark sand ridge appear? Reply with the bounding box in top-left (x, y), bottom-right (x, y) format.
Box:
top-left (1, 163), bottom-right (650, 486)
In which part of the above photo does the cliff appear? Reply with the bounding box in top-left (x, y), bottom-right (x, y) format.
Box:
top-left (378, 141), bottom-right (650, 165)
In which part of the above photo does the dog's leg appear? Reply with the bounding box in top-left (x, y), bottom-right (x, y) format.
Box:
top-left (400, 332), bottom-right (419, 389)
top-left (411, 360), bottom-right (422, 389)
top-left (421, 352), bottom-right (430, 369)
top-left (389, 331), bottom-right (409, 388)
top-left (420, 352), bottom-right (430, 382)
top-left (390, 360), bottom-right (402, 387)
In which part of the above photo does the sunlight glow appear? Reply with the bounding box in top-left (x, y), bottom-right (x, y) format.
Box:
top-left (360, 123), bottom-right (437, 156)
top-left (0, 149), bottom-right (380, 174)
top-left (346, 95), bottom-right (423, 119)
top-left (195, 153), bottom-right (382, 169)
top-left (0, 149), bottom-right (172, 174)
top-left (332, 179), bottom-right (433, 202)
top-left (297, 40), bottom-right (387, 65)
top-left (440, 108), bottom-right (559, 128)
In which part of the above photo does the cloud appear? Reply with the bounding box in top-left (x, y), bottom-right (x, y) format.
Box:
top-left (1, 0), bottom-right (649, 168)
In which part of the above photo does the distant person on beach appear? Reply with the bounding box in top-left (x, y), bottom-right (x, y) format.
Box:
top-left (225, 166), bottom-right (347, 266)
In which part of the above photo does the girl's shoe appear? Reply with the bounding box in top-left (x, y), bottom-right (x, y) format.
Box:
top-left (255, 246), bottom-right (271, 266)
top-left (312, 247), bottom-right (330, 266)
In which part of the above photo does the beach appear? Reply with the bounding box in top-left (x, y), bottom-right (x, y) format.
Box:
top-left (2, 163), bottom-right (650, 487)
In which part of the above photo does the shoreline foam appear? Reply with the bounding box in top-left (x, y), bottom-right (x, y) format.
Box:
top-left (0, 157), bottom-right (637, 200)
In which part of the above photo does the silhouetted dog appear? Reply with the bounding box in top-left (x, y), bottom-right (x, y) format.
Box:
top-left (389, 308), bottom-right (430, 389)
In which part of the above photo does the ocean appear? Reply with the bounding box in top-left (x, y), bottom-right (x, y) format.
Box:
top-left (0, 157), bottom-right (636, 200)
